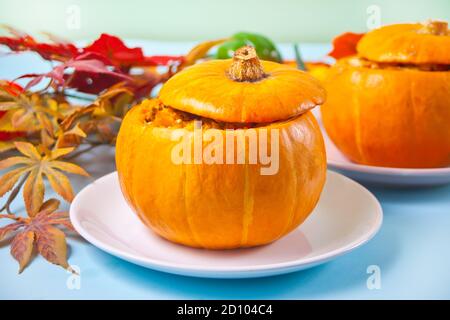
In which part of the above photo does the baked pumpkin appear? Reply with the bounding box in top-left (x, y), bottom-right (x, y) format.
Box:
top-left (116, 46), bottom-right (327, 249)
top-left (321, 21), bottom-right (450, 168)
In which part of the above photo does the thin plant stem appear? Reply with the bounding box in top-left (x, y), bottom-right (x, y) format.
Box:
top-left (64, 142), bottom-right (103, 160)
top-left (0, 213), bottom-right (28, 223)
top-left (0, 174), bottom-right (28, 215)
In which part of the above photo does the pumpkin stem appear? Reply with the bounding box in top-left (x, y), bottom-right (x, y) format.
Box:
top-left (228, 46), bottom-right (267, 82)
top-left (420, 20), bottom-right (449, 35)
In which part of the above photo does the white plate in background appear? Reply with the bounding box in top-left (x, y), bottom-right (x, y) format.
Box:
top-left (312, 108), bottom-right (450, 187)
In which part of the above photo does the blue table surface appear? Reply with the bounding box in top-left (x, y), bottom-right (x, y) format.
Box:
top-left (1, 42), bottom-right (449, 300)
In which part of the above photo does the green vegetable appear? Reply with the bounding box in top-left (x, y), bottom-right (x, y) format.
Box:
top-left (215, 32), bottom-right (282, 62)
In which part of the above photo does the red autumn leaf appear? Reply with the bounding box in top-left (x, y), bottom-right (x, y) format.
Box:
top-left (32, 42), bottom-right (79, 61)
top-left (60, 59), bottom-right (162, 96)
top-left (0, 80), bottom-right (23, 96)
top-left (0, 26), bottom-right (79, 61)
top-left (18, 52), bottom-right (131, 91)
top-left (2, 29), bottom-right (182, 96)
top-left (328, 32), bottom-right (365, 60)
top-left (0, 131), bottom-right (25, 140)
top-left (83, 34), bottom-right (142, 68)
top-left (64, 70), bottom-right (128, 95)
top-left (65, 53), bottom-right (130, 80)
top-left (15, 73), bottom-right (45, 91)
top-left (1, 29), bottom-right (184, 68)
top-left (83, 33), bottom-right (184, 69)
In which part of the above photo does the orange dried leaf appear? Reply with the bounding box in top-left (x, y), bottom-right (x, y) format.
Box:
top-left (50, 147), bottom-right (75, 159)
top-left (0, 166), bottom-right (29, 197)
top-left (0, 141), bottom-right (16, 153)
top-left (11, 109), bottom-right (34, 129)
top-left (60, 105), bottom-right (97, 132)
top-left (50, 160), bottom-right (89, 176)
top-left (46, 211), bottom-right (75, 232)
top-left (0, 102), bottom-right (19, 111)
top-left (2, 141), bottom-right (89, 215)
top-left (0, 111), bottom-right (20, 132)
top-left (0, 156), bottom-right (32, 170)
top-left (64, 123), bottom-right (86, 138)
top-left (328, 32), bottom-right (365, 60)
top-left (44, 167), bottom-right (74, 202)
top-left (0, 222), bottom-right (24, 241)
top-left (96, 84), bottom-right (133, 102)
top-left (14, 141), bottom-right (41, 160)
top-left (49, 218), bottom-right (75, 232)
top-left (4, 199), bottom-right (73, 272)
top-left (1, 141), bottom-right (89, 217)
top-left (55, 134), bottom-right (82, 149)
top-left (35, 225), bottom-right (69, 269)
top-left (39, 198), bottom-right (61, 215)
top-left (181, 38), bottom-right (228, 69)
top-left (11, 230), bottom-right (35, 273)
top-left (23, 167), bottom-right (44, 216)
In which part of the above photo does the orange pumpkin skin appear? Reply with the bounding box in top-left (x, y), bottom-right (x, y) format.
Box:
top-left (357, 23), bottom-right (450, 65)
top-left (159, 59), bottom-right (325, 123)
top-left (321, 60), bottom-right (450, 168)
top-left (116, 100), bottom-right (326, 249)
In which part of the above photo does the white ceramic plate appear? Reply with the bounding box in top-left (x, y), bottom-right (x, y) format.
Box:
top-left (312, 109), bottom-right (450, 187)
top-left (70, 171), bottom-right (382, 279)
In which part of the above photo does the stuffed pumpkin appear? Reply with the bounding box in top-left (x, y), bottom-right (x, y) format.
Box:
top-left (116, 46), bottom-right (327, 249)
top-left (321, 21), bottom-right (450, 168)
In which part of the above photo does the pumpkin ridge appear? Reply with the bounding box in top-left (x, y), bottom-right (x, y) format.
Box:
top-left (353, 79), bottom-right (366, 163)
top-left (130, 124), bottom-right (154, 226)
top-left (125, 109), bottom-right (148, 210)
top-left (241, 162), bottom-right (254, 246)
top-left (409, 76), bottom-right (418, 161)
top-left (182, 163), bottom-right (202, 247)
top-left (278, 129), bottom-right (297, 238)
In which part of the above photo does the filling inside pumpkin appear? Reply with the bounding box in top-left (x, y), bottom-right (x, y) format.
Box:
top-left (346, 56), bottom-right (450, 72)
top-left (143, 102), bottom-right (266, 129)
top-left (349, 21), bottom-right (449, 72)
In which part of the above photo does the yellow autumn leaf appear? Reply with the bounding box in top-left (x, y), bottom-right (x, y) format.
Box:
top-left (0, 141), bottom-right (89, 216)
top-left (0, 111), bottom-right (20, 132)
top-left (181, 38), bottom-right (228, 69)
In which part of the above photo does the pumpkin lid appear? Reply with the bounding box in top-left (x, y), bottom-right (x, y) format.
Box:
top-left (159, 46), bottom-right (326, 123)
top-left (357, 21), bottom-right (450, 65)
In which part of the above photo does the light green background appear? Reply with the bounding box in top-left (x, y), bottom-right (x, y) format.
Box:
top-left (0, 0), bottom-right (449, 42)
